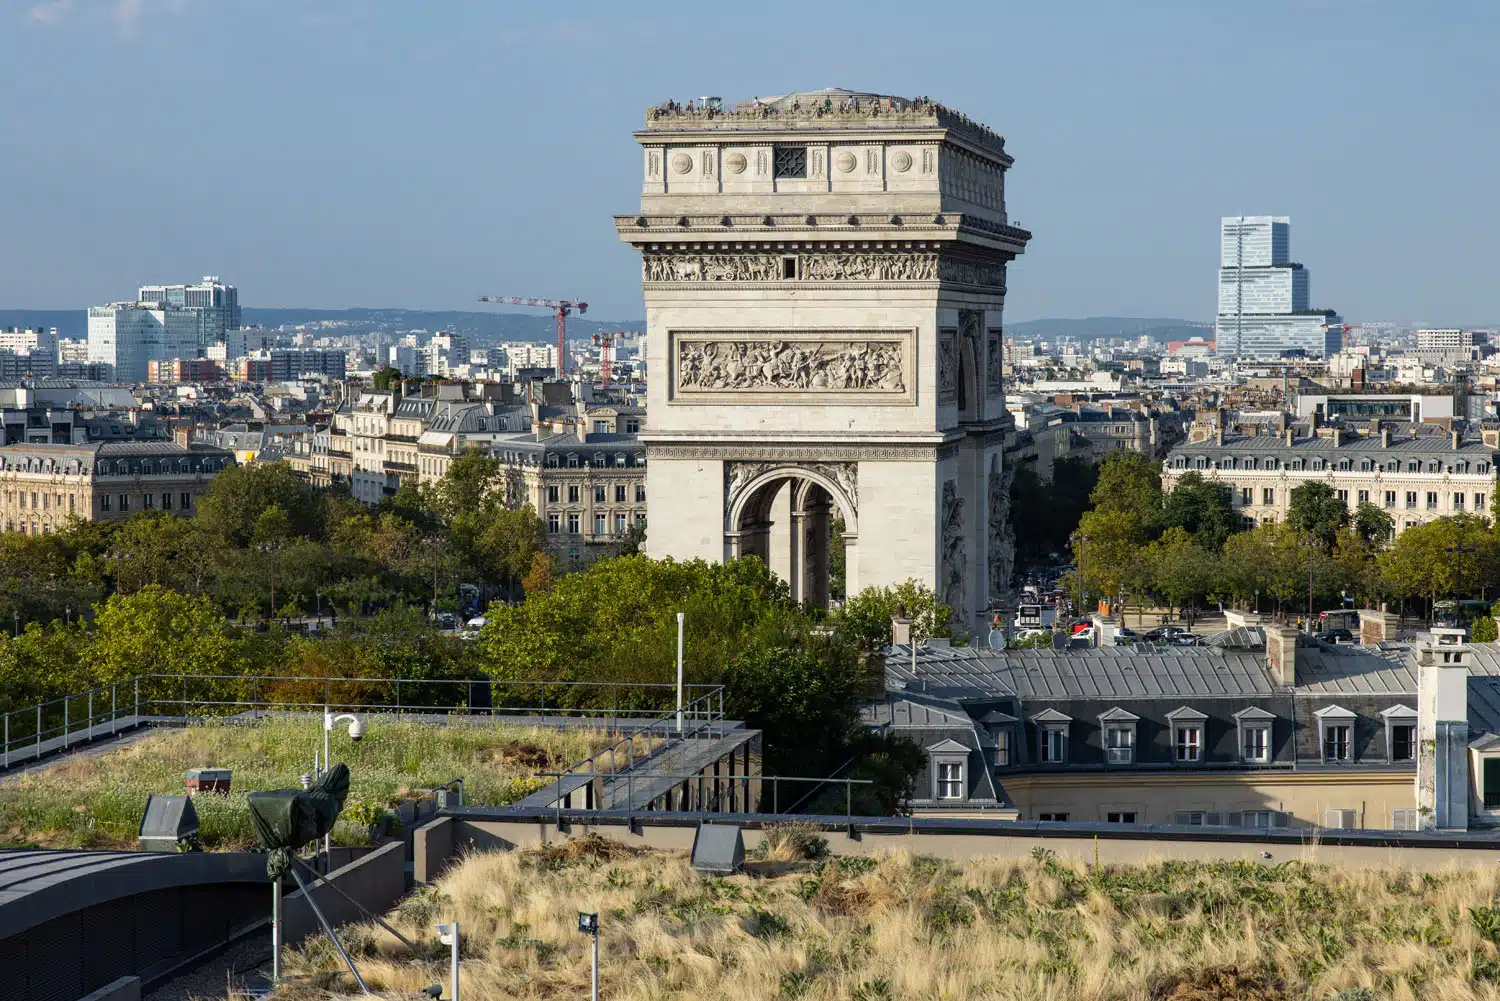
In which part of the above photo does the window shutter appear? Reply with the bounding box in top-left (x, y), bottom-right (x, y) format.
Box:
top-left (1174, 811), bottom-right (1191, 825)
top-left (1205, 813), bottom-right (1222, 827)
top-left (1391, 809), bottom-right (1418, 831)
top-left (1272, 812), bottom-right (1290, 828)
top-left (1325, 809), bottom-right (1356, 829)
top-left (1225, 812), bottom-right (1243, 827)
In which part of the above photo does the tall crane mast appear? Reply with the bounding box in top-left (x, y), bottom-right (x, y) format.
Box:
top-left (477, 296), bottom-right (588, 379)
top-left (591, 331), bottom-right (630, 388)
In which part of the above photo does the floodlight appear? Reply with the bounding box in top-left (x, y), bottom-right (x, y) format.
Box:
top-left (577, 912), bottom-right (599, 934)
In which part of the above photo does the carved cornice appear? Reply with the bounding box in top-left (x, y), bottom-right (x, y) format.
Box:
top-left (640, 249), bottom-right (1006, 290)
top-left (615, 214), bottom-right (1032, 248)
top-left (641, 95), bottom-right (1010, 162)
top-left (647, 442), bottom-right (941, 462)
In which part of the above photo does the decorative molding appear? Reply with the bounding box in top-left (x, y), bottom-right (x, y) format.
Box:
top-left (938, 328), bottom-right (958, 403)
top-left (641, 250), bottom-right (1003, 288)
top-left (891, 150), bottom-right (913, 172)
top-left (941, 478), bottom-right (966, 623)
top-left (651, 443), bottom-right (940, 462)
top-left (725, 152), bottom-right (747, 174)
top-left (835, 151), bottom-right (857, 173)
top-left (670, 153), bottom-right (693, 174)
top-left (986, 328), bottom-right (1003, 395)
top-left (724, 460), bottom-right (858, 520)
top-left (674, 333), bottom-right (909, 402)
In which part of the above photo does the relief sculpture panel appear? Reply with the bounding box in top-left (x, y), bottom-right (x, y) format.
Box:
top-left (673, 332), bottom-right (913, 405)
top-left (938, 329), bottom-right (958, 403)
top-left (941, 479), bottom-right (966, 623)
top-left (986, 329), bottom-right (1003, 395)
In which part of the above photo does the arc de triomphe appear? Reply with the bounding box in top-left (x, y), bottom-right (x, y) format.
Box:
top-left (615, 89), bottom-right (1030, 634)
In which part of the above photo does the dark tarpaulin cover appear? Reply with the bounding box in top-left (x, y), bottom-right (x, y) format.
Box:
top-left (248, 763), bottom-right (351, 877)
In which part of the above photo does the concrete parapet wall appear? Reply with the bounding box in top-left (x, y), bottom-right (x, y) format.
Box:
top-left (442, 809), bottom-right (1500, 874)
top-left (283, 840), bottom-right (407, 944)
top-left (413, 817), bottom-right (455, 885)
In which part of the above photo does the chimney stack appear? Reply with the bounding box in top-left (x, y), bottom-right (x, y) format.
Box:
top-left (1265, 626), bottom-right (1299, 687)
top-left (1453, 428), bottom-right (1462, 451)
top-left (1381, 427), bottom-right (1392, 448)
top-left (1284, 427), bottom-right (1295, 446)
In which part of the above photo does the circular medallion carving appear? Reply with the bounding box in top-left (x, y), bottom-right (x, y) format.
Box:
top-left (670, 153), bottom-right (693, 175)
top-left (835, 151), bottom-right (857, 173)
top-left (891, 150), bottom-right (913, 172)
top-left (725, 152), bottom-right (747, 174)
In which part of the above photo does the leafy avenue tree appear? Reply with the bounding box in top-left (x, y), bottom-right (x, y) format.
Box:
top-left (1288, 482), bottom-right (1350, 551)
top-left (1155, 472), bottom-right (1238, 553)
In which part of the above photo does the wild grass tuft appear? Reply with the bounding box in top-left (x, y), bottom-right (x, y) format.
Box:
top-left (267, 845), bottom-right (1500, 1000)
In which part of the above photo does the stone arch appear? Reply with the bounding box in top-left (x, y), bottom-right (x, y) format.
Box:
top-left (724, 462), bottom-right (859, 609)
top-left (957, 333), bottom-right (981, 422)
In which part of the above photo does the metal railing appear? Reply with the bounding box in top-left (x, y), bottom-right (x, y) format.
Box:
top-left (538, 688), bottom-right (728, 804)
top-left (536, 770), bottom-right (874, 823)
top-left (0, 673), bottom-right (724, 771)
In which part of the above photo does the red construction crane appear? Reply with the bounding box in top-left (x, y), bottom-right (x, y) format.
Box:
top-left (592, 331), bottom-right (630, 387)
top-left (477, 296), bottom-right (587, 379)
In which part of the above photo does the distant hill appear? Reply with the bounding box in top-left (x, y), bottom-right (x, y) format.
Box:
top-left (1008, 317), bottom-right (1212, 342)
top-left (0, 307), bottom-right (646, 343)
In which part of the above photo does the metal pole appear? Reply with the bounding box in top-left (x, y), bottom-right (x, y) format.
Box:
top-left (35, 704), bottom-right (40, 760)
top-left (63, 697), bottom-right (68, 750)
top-left (111, 684), bottom-right (117, 736)
top-left (87, 691), bottom-right (93, 742)
top-left (675, 612), bottom-right (684, 735)
top-left (590, 923), bottom-right (599, 1001)
top-left (4, 713), bottom-right (8, 769)
top-left (451, 919), bottom-right (461, 1001)
top-left (134, 677), bottom-right (139, 722)
top-left (286, 866), bottom-right (369, 994)
top-left (271, 879), bottom-right (283, 984)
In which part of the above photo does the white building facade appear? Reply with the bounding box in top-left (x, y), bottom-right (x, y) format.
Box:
top-left (86, 303), bottom-right (200, 383)
top-left (616, 89), bottom-right (1030, 632)
top-left (138, 277), bottom-right (240, 349)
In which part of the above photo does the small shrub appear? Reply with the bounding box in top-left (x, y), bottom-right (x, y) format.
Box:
top-left (851, 981), bottom-right (893, 1001)
top-left (757, 822), bottom-right (829, 862)
top-left (749, 908), bottom-right (791, 939)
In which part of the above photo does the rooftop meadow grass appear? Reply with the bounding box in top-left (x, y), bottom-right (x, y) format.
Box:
top-left (274, 837), bottom-right (1500, 1001)
top-left (0, 716), bottom-right (613, 850)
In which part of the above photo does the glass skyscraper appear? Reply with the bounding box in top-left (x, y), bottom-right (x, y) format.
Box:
top-left (1216, 217), bottom-right (1340, 359)
top-left (138, 277), bottom-right (241, 350)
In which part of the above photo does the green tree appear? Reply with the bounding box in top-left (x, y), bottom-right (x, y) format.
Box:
top-left (1145, 527), bottom-right (1213, 624)
top-left (462, 505), bottom-right (546, 597)
top-left (1353, 502), bottom-right (1395, 546)
top-left (1089, 451), bottom-right (1163, 524)
top-left (836, 579), bottom-right (952, 651)
top-left (84, 585), bottom-right (242, 682)
top-left (722, 641), bottom-right (867, 778)
top-left (196, 463), bottom-right (320, 547)
top-left (1288, 482), bottom-right (1349, 551)
top-left (1155, 472), bottom-right (1238, 552)
top-left (1474, 616), bottom-right (1499, 643)
top-left (372, 366), bottom-right (402, 390)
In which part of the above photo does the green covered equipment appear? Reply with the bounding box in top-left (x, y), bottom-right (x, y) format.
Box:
top-left (248, 763), bottom-right (351, 878)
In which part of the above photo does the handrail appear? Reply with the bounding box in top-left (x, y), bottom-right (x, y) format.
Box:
top-left (536, 770), bottom-right (875, 823)
top-left (0, 673), bottom-right (726, 771)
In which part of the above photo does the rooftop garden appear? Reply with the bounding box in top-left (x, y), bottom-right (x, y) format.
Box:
top-left (0, 716), bottom-right (610, 850)
top-left (271, 831), bottom-right (1500, 1001)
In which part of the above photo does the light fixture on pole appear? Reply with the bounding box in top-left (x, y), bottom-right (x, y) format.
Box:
top-left (435, 921), bottom-right (460, 1001)
top-left (320, 707), bottom-right (364, 863)
top-left (675, 611), bottom-right (685, 735)
top-left (577, 912), bottom-right (599, 1001)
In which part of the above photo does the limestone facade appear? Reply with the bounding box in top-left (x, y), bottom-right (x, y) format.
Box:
top-left (617, 90), bottom-right (1030, 632)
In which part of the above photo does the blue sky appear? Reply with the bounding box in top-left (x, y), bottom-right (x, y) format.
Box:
top-left (1, 0), bottom-right (1495, 324)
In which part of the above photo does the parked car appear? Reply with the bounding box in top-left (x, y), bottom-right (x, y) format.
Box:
top-left (1168, 633), bottom-right (1205, 647)
top-left (1318, 628), bottom-right (1354, 644)
top-left (1142, 625), bottom-right (1187, 643)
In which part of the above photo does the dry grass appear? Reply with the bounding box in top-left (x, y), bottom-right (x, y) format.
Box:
top-left (0, 717), bottom-right (610, 849)
top-left (270, 841), bottom-right (1500, 1001)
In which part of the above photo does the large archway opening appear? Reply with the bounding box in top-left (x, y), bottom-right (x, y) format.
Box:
top-left (725, 466), bottom-right (857, 611)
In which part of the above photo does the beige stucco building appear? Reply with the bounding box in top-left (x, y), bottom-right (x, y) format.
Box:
top-left (616, 89), bottom-right (1029, 631)
top-left (0, 441), bottom-right (234, 533)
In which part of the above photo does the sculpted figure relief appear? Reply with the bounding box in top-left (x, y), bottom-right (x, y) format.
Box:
top-left (678, 339), bottom-right (906, 394)
top-left (941, 479), bottom-right (966, 623)
top-left (988, 458), bottom-right (1016, 600)
top-left (937, 258), bottom-right (1005, 289)
top-left (938, 330), bottom-right (958, 400)
top-left (644, 254), bottom-right (781, 283)
top-left (986, 330), bottom-right (1003, 394)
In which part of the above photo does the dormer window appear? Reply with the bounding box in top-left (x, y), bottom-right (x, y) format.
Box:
top-left (925, 738), bottom-right (970, 802)
top-left (1166, 706), bottom-right (1208, 763)
top-left (1032, 708), bottom-right (1071, 763)
top-left (1381, 704), bottom-right (1417, 762)
top-left (567, 454), bottom-right (579, 468)
top-left (1315, 705), bottom-right (1357, 762)
top-left (1098, 707), bottom-right (1140, 765)
top-left (1233, 706), bottom-right (1275, 764)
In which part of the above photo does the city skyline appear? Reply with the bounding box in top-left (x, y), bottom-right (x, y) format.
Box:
top-left (1, 2), bottom-right (1497, 324)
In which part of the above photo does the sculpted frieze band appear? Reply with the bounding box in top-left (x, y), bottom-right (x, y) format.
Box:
top-left (643, 252), bottom-right (1004, 288)
top-left (676, 338), bottom-right (907, 395)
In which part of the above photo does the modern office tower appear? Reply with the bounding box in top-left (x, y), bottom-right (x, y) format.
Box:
top-left (87, 302), bottom-right (201, 383)
top-left (138, 276), bottom-right (240, 349)
top-left (1215, 216), bottom-right (1341, 359)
